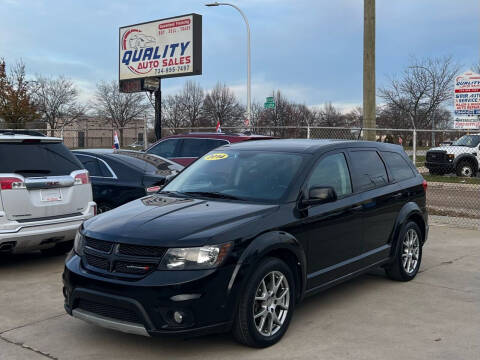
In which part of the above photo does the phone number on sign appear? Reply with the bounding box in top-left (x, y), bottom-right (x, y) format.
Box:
top-left (154, 65), bottom-right (191, 75)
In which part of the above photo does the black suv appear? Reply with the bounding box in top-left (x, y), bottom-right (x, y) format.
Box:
top-left (63, 139), bottom-right (428, 348)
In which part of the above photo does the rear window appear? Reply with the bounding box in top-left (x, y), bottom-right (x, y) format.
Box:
top-left (0, 142), bottom-right (83, 177)
top-left (381, 151), bottom-right (415, 182)
top-left (177, 138), bottom-right (229, 157)
top-left (349, 150), bottom-right (388, 191)
top-left (111, 152), bottom-right (179, 175)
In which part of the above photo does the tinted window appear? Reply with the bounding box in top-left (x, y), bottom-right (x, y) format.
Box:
top-left (164, 150), bottom-right (305, 202)
top-left (0, 142), bottom-right (83, 177)
top-left (349, 150), bottom-right (388, 191)
top-left (75, 155), bottom-right (103, 177)
top-left (97, 160), bottom-right (113, 177)
top-left (147, 138), bottom-right (179, 158)
top-left (115, 151), bottom-right (181, 176)
top-left (178, 139), bottom-right (228, 158)
top-left (382, 151), bottom-right (415, 182)
top-left (308, 153), bottom-right (352, 197)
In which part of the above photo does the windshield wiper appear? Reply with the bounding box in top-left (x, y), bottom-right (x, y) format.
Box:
top-left (184, 191), bottom-right (244, 200)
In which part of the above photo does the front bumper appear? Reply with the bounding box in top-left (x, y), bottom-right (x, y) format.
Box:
top-left (63, 254), bottom-right (238, 337)
top-left (424, 161), bottom-right (454, 173)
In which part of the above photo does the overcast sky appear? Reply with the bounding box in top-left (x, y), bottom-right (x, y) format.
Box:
top-left (0, 0), bottom-right (479, 111)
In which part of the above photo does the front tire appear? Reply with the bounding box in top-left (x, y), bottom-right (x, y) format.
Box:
top-left (233, 257), bottom-right (295, 348)
top-left (385, 221), bottom-right (422, 281)
top-left (456, 160), bottom-right (475, 177)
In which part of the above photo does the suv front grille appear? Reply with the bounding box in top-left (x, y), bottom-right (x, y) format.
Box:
top-left (81, 238), bottom-right (165, 277)
top-left (114, 261), bottom-right (155, 275)
top-left (85, 237), bottom-right (113, 253)
top-left (76, 299), bottom-right (141, 324)
top-left (118, 244), bottom-right (166, 257)
top-left (426, 151), bottom-right (447, 163)
top-left (85, 253), bottom-right (109, 271)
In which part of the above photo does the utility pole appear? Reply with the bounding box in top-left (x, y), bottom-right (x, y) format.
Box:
top-left (363, 0), bottom-right (376, 141)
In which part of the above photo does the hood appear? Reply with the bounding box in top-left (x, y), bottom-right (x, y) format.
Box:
top-left (83, 195), bottom-right (278, 247)
top-left (428, 146), bottom-right (473, 154)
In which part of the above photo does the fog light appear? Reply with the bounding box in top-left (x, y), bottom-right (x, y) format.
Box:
top-left (173, 311), bottom-right (184, 324)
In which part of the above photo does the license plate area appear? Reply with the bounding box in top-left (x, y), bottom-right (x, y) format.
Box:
top-left (40, 188), bottom-right (63, 202)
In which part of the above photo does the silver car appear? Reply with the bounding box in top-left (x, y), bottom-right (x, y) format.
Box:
top-left (0, 133), bottom-right (96, 255)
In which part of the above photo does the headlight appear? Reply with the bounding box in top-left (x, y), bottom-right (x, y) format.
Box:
top-left (74, 231), bottom-right (85, 256)
top-left (159, 242), bottom-right (232, 270)
top-left (447, 154), bottom-right (455, 160)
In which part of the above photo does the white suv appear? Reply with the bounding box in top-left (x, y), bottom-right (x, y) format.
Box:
top-left (425, 134), bottom-right (480, 177)
top-left (0, 134), bottom-right (96, 254)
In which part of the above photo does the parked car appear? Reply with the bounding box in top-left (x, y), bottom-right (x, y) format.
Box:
top-left (0, 134), bottom-right (96, 255)
top-left (64, 139), bottom-right (428, 348)
top-left (425, 134), bottom-right (480, 177)
top-left (73, 149), bottom-right (183, 213)
top-left (145, 132), bottom-right (275, 166)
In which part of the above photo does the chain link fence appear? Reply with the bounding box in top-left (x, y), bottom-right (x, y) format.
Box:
top-left (2, 123), bottom-right (479, 228)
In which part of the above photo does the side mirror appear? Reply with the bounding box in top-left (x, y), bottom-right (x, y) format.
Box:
top-left (302, 186), bottom-right (337, 207)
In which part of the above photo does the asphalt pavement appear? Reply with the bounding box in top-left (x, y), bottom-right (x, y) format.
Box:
top-left (0, 225), bottom-right (479, 360)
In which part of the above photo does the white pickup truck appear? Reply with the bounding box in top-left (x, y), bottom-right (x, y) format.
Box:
top-left (425, 134), bottom-right (480, 177)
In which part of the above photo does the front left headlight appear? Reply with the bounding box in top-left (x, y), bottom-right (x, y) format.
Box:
top-left (159, 242), bottom-right (232, 270)
top-left (74, 231), bottom-right (85, 256)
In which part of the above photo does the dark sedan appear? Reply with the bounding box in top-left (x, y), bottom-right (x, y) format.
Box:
top-left (73, 149), bottom-right (183, 213)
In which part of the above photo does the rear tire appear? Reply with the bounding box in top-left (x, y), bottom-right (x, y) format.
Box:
top-left (456, 160), bottom-right (475, 177)
top-left (385, 221), bottom-right (422, 281)
top-left (233, 257), bottom-right (295, 348)
top-left (41, 240), bottom-right (73, 256)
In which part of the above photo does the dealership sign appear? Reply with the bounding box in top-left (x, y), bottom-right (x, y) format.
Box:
top-left (119, 14), bottom-right (202, 92)
top-left (454, 71), bottom-right (480, 116)
top-left (454, 116), bottom-right (480, 130)
top-left (454, 71), bottom-right (480, 129)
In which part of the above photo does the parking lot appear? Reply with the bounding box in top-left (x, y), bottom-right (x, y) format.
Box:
top-left (0, 224), bottom-right (478, 360)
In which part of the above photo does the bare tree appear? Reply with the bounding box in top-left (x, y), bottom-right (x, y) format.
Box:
top-left (162, 94), bottom-right (186, 134)
top-left (0, 59), bottom-right (37, 128)
top-left (179, 81), bottom-right (204, 128)
top-left (316, 102), bottom-right (344, 127)
top-left (378, 56), bottom-right (460, 130)
top-left (344, 106), bottom-right (363, 128)
top-left (33, 75), bottom-right (86, 136)
top-left (202, 83), bottom-right (244, 127)
top-left (257, 91), bottom-right (295, 137)
top-left (94, 80), bottom-right (151, 144)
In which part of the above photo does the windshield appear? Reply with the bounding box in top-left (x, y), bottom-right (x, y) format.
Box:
top-left (163, 150), bottom-right (305, 202)
top-left (452, 135), bottom-right (480, 147)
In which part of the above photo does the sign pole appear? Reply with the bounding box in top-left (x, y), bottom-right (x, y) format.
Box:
top-left (154, 79), bottom-right (162, 140)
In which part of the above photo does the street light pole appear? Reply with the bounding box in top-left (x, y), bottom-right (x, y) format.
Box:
top-left (206, 2), bottom-right (251, 127)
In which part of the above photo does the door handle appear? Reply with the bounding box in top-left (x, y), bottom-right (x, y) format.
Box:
top-left (392, 193), bottom-right (403, 199)
top-left (350, 204), bottom-right (363, 211)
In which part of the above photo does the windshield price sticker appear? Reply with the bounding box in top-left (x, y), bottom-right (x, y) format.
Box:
top-left (204, 153), bottom-right (229, 161)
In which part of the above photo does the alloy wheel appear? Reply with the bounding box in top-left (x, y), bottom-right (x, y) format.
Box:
top-left (461, 166), bottom-right (472, 177)
top-left (402, 228), bottom-right (420, 274)
top-left (253, 270), bottom-right (290, 337)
